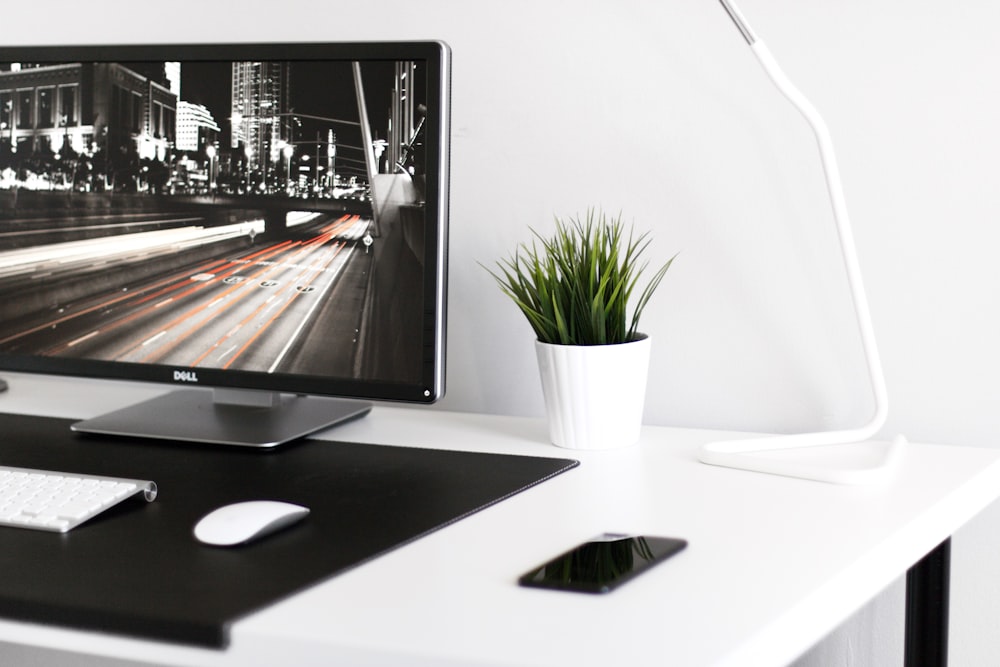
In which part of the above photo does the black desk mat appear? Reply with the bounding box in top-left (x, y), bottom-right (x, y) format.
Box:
top-left (0, 412), bottom-right (578, 647)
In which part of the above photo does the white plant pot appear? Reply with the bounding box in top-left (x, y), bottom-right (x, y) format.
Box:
top-left (534, 335), bottom-right (651, 450)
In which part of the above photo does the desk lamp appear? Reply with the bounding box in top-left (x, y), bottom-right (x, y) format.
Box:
top-left (698, 0), bottom-right (906, 484)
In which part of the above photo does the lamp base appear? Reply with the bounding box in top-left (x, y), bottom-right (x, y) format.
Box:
top-left (699, 434), bottom-right (906, 485)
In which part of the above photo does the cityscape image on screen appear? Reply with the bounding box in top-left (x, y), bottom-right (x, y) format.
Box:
top-left (0, 44), bottom-right (447, 398)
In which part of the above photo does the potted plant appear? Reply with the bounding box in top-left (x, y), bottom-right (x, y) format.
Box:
top-left (486, 208), bottom-right (675, 450)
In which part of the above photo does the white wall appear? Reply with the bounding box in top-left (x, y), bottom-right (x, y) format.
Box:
top-left (6, 0), bottom-right (1000, 664)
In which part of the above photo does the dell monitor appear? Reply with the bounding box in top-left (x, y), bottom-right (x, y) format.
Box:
top-left (0, 41), bottom-right (450, 447)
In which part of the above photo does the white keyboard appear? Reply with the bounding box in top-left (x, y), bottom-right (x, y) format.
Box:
top-left (0, 465), bottom-right (157, 533)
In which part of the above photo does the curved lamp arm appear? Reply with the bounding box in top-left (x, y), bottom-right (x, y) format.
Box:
top-left (699, 0), bottom-right (905, 484)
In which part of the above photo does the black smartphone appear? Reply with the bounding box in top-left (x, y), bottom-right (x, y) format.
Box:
top-left (518, 533), bottom-right (687, 594)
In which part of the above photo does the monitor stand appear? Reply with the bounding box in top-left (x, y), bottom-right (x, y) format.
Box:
top-left (71, 388), bottom-right (373, 448)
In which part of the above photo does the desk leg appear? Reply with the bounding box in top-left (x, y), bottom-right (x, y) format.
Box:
top-left (905, 538), bottom-right (950, 667)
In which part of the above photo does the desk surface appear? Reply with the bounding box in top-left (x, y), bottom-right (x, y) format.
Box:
top-left (2, 373), bottom-right (1000, 667)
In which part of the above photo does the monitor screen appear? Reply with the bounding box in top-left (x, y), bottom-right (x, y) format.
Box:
top-left (0, 41), bottom-right (450, 446)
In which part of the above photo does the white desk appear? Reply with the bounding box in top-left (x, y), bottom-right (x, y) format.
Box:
top-left (1, 372), bottom-right (999, 666)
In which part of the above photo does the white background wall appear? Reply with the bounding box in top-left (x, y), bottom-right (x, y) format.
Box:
top-left (5, 0), bottom-right (1000, 664)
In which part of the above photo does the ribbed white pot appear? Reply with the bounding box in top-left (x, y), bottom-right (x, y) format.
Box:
top-left (534, 335), bottom-right (651, 450)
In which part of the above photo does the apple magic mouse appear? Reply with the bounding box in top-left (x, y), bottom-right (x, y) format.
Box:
top-left (194, 500), bottom-right (310, 546)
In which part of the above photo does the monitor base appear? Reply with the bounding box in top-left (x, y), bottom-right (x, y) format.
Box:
top-left (71, 389), bottom-right (373, 448)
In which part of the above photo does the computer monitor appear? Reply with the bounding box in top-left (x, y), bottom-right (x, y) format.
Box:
top-left (0, 41), bottom-right (450, 447)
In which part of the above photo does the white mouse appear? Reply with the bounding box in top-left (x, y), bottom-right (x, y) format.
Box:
top-left (193, 500), bottom-right (310, 547)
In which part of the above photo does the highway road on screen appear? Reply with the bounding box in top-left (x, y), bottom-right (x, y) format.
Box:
top-left (0, 212), bottom-right (371, 374)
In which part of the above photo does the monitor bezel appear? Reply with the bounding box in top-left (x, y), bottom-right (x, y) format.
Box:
top-left (0, 40), bottom-right (450, 405)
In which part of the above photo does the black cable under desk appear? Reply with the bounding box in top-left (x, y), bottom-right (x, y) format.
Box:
top-left (0, 411), bottom-right (578, 648)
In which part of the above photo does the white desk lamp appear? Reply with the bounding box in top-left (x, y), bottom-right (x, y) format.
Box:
top-left (698, 0), bottom-right (906, 484)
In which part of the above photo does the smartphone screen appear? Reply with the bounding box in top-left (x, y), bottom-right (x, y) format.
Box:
top-left (518, 533), bottom-right (687, 594)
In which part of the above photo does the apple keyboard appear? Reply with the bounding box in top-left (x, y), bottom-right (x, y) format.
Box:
top-left (0, 465), bottom-right (157, 532)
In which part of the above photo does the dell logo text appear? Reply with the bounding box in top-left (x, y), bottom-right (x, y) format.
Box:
top-left (173, 370), bottom-right (199, 383)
